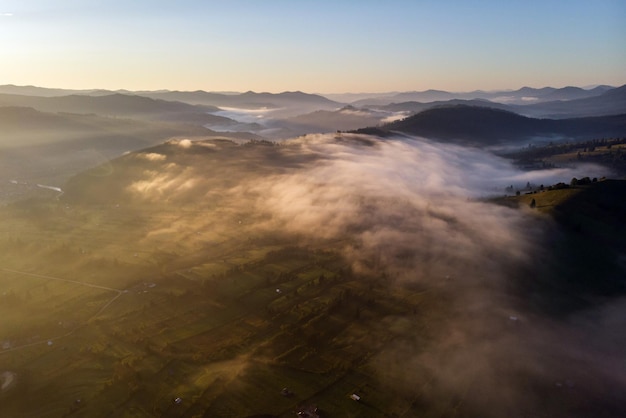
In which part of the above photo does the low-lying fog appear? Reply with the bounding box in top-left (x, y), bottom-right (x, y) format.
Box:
top-left (209, 105), bottom-right (408, 138)
top-left (125, 133), bottom-right (623, 416)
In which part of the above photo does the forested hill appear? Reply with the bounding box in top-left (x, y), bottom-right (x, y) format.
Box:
top-left (361, 105), bottom-right (626, 145)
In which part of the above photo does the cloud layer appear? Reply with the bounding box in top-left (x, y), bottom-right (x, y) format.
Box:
top-left (120, 133), bottom-right (622, 416)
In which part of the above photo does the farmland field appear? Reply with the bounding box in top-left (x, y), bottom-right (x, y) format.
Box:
top-left (0, 194), bottom-right (448, 417)
top-left (1, 137), bottom-right (624, 418)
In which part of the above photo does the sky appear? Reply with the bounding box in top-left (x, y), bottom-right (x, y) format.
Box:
top-left (0, 0), bottom-right (625, 93)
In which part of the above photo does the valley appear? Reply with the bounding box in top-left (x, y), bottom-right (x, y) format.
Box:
top-left (3, 2), bottom-right (625, 416)
top-left (0, 81), bottom-right (625, 417)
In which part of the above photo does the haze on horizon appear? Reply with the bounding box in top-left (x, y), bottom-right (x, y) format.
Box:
top-left (1, 0), bottom-right (625, 94)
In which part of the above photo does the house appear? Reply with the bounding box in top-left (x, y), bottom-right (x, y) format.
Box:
top-left (296, 404), bottom-right (320, 418)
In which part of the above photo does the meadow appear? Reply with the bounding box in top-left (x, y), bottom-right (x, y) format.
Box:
top-left (1, 136), bottom-right (624, 417)
top-left (0, 185), bottom-right (445, 417)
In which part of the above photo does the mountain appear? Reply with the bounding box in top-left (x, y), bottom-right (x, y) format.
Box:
top-left (541, 86), bottom-right (596, 101)
top-left (509, 85), bottom-right (614, 102)
top-left (0, 106), bottom-right (99, 138)
top-left (388, 89), bottom-right (457, 103)
top-left (514, 84), bottom-right (626, 118)
top-left (139, 90), bottom-right (340, 110)
top-left (0, 92), bottom-right (227, 121)
top-left (0, 105), bottom-right (215, 146)
top-left (350, 85), bottom-right (614, 107)
top-left (363, 105), bottom-right (626, 145)
top-left (373, 98), bottom-right (513, 114)
top-left (271, 105), bottom-right (391, 137)
top-left (320, 91), bottom-right (401, 103)
top-left (381, 106), bottom-right (539, 144)
top-left (351, 89), bottom-right (457, 106)
top-left (0, 84), bottom-right (103, 97)
top-left (0, 86), bottom-right (341, 110)
top-left (0, 105), bottom-right (260, 203)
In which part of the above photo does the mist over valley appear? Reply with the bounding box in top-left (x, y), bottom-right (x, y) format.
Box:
top-left (0, 79), bottom-right (625, 418)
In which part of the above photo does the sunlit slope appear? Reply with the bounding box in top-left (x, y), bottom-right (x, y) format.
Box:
top-left (501, 179), bottom-right (626, 247)
top-left (1, 136), bottom-right (624, 417)
top-left (0, 107), bottom-right (259, 203)
top-left (0, 137), bottom-right (452, 417)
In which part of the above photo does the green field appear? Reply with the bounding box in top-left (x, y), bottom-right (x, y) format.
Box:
top-left (1, 138), bottom-right (624, 417)
top-left (0, 193), bottom-right (448, 417)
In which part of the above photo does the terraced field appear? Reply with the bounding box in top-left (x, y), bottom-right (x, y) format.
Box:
top-left (2, 137), bottom-right (624, 417)
top-left (0, 196), bottom-right (449, 417)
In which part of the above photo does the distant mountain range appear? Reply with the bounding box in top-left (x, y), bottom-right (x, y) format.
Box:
top-left (363, 85), bottom-right (626, 120)
top-left (509, 85), bottom-right (626, 118)
top-left (0, 83), bottom-right (619, 106)
top-left (0, 92), bottom-right (235, 124)
top-left (1, 84), bottom-right (625, 140)
top-left (0, 85), bottom-right (340, 115)
top-left (0, 85), bottom-right (106, 97)
top-left (139, 90), bottom-right (339, 109)
top-left (350, 85), bottom-right (615, 106)
top-left (354, 105), bottom-right (626, 145)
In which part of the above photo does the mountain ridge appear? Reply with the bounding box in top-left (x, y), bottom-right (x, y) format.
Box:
top-left (355, 105), bottom-right (626, 145)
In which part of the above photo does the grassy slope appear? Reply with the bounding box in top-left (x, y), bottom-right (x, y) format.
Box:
top-left (0, 140), bottom-right (450, 418)
top-left (369, 105), bottom-right (626, 145)
top-left (1, 140), bottom-right (625, 417)
top-left (495, 180), bottom-right (626, 313)
top-left (0, 108), bottom-right (262, 204)
top-left (0, 200), bottom-right (444, 418)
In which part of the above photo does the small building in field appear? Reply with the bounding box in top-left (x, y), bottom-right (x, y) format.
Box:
top-left (296, 404), bottom-right (320, 418)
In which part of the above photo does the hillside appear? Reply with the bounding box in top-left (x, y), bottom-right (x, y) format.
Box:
top-left (373, 98), bottom-right (513, 114)
top-left (495, 179), bottom-right (626, 313)
top-left (503, 137), bottom-right (626, 176)
top-left (0, 93), bottom-right (232, 125)
top-left (0, 106), bottom-right (101, 138)
top-left (273, 106), bottom-right (389, 136)
top-left (1, 134), bottom-right (624, 417)
top-left (0, 106), bottom-right (213, 148)
top-left (367, 105), bottom-right (626, 145)
top-left (0, 106), bottom-right (260, 203)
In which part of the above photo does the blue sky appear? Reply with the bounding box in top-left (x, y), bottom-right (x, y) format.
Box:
top-left (0, 0), bottom-right (624, 92)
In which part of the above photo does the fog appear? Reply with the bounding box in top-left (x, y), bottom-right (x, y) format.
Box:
top-left (214, 107), bottom-right (279, 125)
top-left (256, 135), bottom-right (622, 417)
top-left (123, 133), bottom-right (623, 416)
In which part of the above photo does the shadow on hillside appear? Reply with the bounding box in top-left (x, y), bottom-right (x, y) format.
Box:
top-left (517, 180), bottom-right (626, 315)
